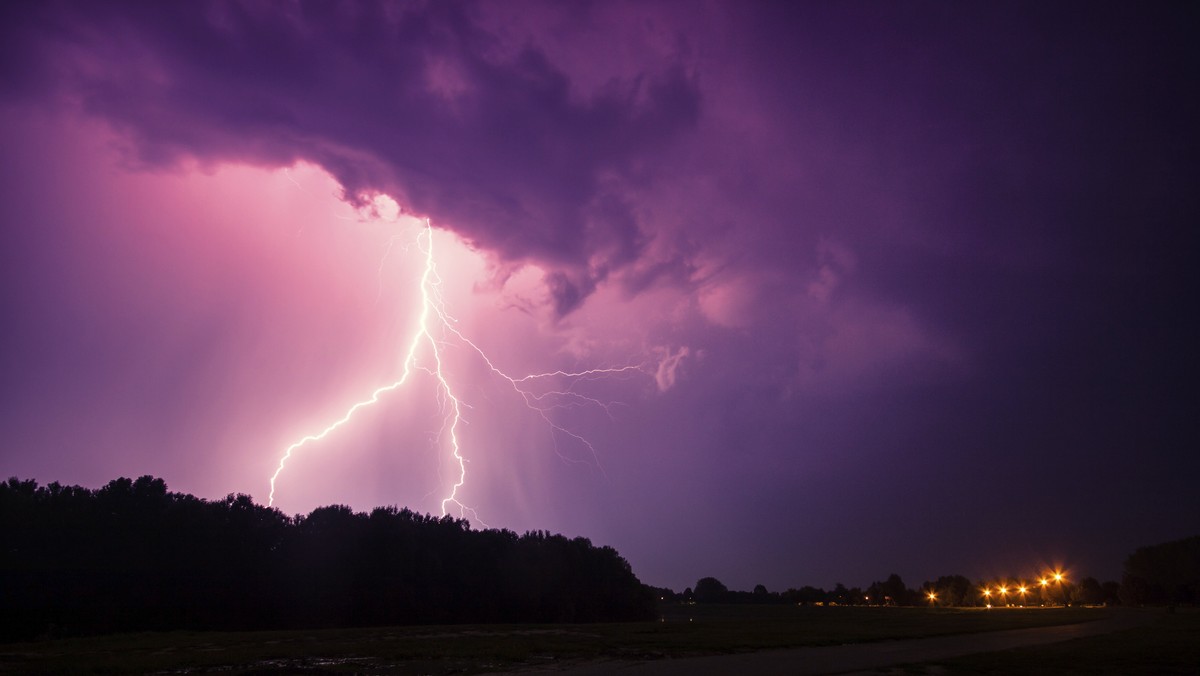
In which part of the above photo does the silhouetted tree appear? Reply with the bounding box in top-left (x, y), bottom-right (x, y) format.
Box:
top-left (830, 583), bottom-right (850, 605)
top-left (1076, 577), bottom-right (1104, 605)
top-left (1100, 580), bottom-right (1121, 606)
top-left (1120, 535), bottom-right (1200, 605)
top-left (846, 586), bottom-right (864, 605)
top-left (0, 476), bottom-right (656, 640)
top-left (922, 574), bottom-right (973, 607)
top-left (693, 576), bottom-right (728, 603)
top-left (867, 574), bottom-right (913, 606)
top-left (782, 585), bottom-right (827, 605)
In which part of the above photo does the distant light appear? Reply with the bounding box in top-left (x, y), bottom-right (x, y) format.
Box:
top-left (928, 591), bottom-right (937, 601)
top-left (1039, 578), bottom-right (1049, 587)
top-left (982, 589), bottom-right (992, 597)
top-left (1018, 586), bottom-right (1027, 594)
top-left (999, 586), bottom-right (1008, 594)
top-left (1054, 572), bottom-right (1064, 582)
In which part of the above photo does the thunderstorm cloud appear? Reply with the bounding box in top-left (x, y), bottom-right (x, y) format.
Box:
top-left (4, 1), bottom-right (700, 315)
top-left (2, 0), bottom-right (1196, 591)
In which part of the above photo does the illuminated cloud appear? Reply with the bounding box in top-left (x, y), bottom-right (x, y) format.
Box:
top-left (3, 1), bottom-right (700, 315)
top-left (3, 1), bottom-right (1195, 594)
top-left (654, 346), bottom-right (690, 392)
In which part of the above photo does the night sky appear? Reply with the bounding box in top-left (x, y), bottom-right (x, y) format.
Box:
top-left (2, 1), bottom-right (1197, 593)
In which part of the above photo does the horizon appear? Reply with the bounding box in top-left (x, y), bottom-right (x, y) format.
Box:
top-left (2, 1), bottom-right (1197, 594)
top-left (0, 473), bottom-right (1156, 594)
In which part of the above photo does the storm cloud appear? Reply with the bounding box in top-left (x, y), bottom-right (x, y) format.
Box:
top-left (2, 1), bottom-right (1197, 591)
top-left (5, 0), bottom-right (701, 313)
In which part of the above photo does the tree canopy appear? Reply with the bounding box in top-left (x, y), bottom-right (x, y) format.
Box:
top-left (1120, 535), bottom-right (1200, 605)
top-left (0, 476), bottom-right (654, 640)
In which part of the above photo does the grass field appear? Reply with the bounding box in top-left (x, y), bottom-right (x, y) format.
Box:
top-left (0, 605), bottom-right (1107, 675)
top-left (904, 608), bottom-right (1199, 675)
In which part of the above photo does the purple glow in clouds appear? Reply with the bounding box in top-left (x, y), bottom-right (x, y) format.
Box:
top-left (267, 210), bottom-right (665, 526)
top-left (2, 1), bottom-right (1198, 592)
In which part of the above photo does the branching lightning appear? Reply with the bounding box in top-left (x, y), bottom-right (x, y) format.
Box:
top-left (268, 216), bottom-right (650, 522)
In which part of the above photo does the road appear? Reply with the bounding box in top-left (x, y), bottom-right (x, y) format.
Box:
top-left (536, 608), bottom-right (1156, 675)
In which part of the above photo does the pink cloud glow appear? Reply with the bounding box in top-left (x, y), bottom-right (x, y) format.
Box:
top-left (4, 1), bottom-right (1194, 593)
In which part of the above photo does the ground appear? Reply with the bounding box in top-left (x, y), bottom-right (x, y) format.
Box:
top-left (1, 605), bottom-right (1192, 675)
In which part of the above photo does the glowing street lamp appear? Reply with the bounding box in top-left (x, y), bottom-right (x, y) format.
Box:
top-left (1049, 571), bottom-right (1068, 606)
top-left (927, 590), bottom-right (937, 606)
top-left (1037, 577), bottom-right (1051, 606)
top-left (1017, 585), bottom-right (1028, 606)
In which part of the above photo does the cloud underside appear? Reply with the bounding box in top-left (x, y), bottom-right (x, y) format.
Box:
top-left (3, 0), bottom-right (963, 392)
top-left (7, 1), bottom-right (705, 315)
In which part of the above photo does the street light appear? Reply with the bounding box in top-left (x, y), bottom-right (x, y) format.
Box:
top-left (927, 590), bottom-right (937, 606)
top-left (1051, 571), bottom-right (1068, 606)
top-left (1037, 577), bottom-right (1051, 606)
top-left (1018, 585), bottom-right (1028, 606)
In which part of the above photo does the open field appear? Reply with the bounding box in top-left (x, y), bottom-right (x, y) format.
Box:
top-left (903, 608), bottom-right (1199, 675)
top-left (0, 605), bottom-right (1105, 675)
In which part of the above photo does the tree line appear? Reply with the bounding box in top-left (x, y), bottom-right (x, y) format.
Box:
top-left (0, 476), bottom-right (655, 641)
top-left (3, 475), bottom-right (1193, 642)
top-left (1120, 535), bottom-right (1200, 605)
top-left (659, 572), bottom-right (1120, 607)
top-left (663, 535), bottom-right (1200, 608)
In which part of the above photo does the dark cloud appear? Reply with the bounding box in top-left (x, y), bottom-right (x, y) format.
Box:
top-left (4, 0), bottom-right (1198, 590)
top-left (4, 0), bottom-right (700, 314)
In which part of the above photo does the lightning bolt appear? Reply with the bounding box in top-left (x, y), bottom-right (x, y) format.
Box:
top-left (268, 216), bottom-right (650, 522)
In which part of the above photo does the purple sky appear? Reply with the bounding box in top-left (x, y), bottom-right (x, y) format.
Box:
top-left (2, 1), bottom-right (1197, 593)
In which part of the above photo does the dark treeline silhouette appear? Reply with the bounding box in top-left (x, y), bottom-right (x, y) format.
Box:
top-left (0, 476), bottom-right (654, 640)
top-left (667, 535), bottom-right (1200, 609)
top-left (674, 568), bottom-right (1128, 608)
top-left (1119, 535), bottom-right (1200, 605)
top-left (674, 574), bottom-right (927, 606)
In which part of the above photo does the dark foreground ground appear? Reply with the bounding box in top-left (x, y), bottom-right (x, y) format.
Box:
top-left (915, 607), bottom-right (1198, 675)
top-left (553, 606), bottom-right (1185, 675)
top-left (0, 605), bottom-right (1194, 675)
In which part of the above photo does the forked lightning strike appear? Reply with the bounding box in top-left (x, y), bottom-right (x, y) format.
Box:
top-left (268, 216), bottom-right (648, 521)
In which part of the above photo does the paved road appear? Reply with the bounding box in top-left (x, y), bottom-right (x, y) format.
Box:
top-left (537, 609), bottom-right (1156, 676)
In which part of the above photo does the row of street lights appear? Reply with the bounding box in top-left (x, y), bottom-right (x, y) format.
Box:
top-left (926, 570), bottom-right (1068, 607)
